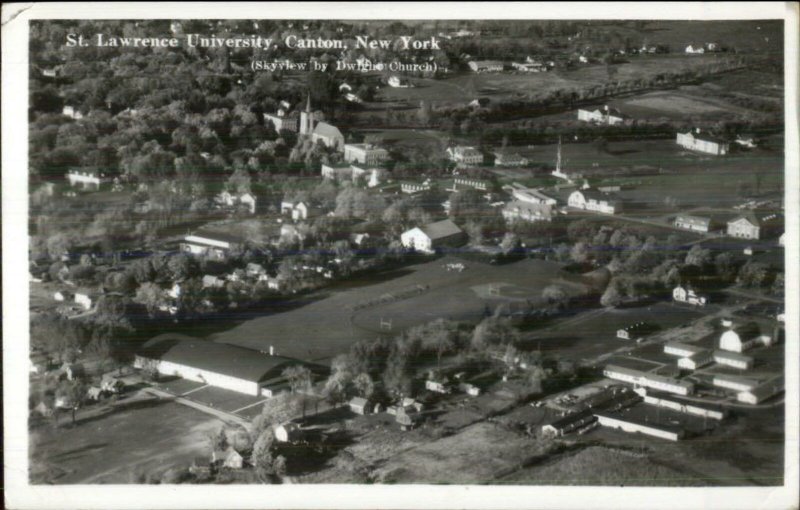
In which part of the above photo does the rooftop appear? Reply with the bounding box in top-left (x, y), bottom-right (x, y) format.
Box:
top-left (138, 334), bottom-right (312, 383)
top-left (420, 219), bottom-right (464, 240)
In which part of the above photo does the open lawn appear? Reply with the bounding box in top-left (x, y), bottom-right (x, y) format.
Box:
top-left (528, 302), bottom-right (706, 362)
top-left (29, 399), bottom-right (226, 484)
top-left (212, 257), bottom-right (589, 364)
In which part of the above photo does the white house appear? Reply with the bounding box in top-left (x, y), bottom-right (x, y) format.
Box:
top-left (685, 44), bottom-right (705, 54)
top-left (727, 212), bottom-right (780, 240)
top-left (134, 333), bottom-right (313, 397)
top-left (674, 215), bottom-right (712, 233)
top-left (281, 200), bottom-right (321, 221)
top-left (672, 285), bottom-right (707, 306)
top-left (62, 105), bottom-right (83, 119)
top-left (343, 143), bottom-right (389, 165)
top-left (447, 146), bottom-right (484, 166)
top-left (74, 289), bottom-right (97, 311)
top-left (468, 60), bottom-right (504, 73)
top-left (387, 75), bottom-right (412, 88)
top-left (275, 422), bottom-right (304, 443)
top-left (217, 190), bottom-right (257, 214)
top-left (676, 129), bottom-right (729, 155)
top-left (719, 322), bottom-right (770, 353)
top-left (349, 396), bottom-right (371, 415)
top-left (577, 105), bottom-right (626, 126)
top-left (66, 168), bottom-right (108, 190)
top-left (568, 189), bottom-right (619, 214)
top-left (401, 219), bottom-right (466, 254)
top-left (400, 180), bottom-right (433, 195)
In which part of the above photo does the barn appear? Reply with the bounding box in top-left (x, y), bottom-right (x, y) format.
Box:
top-left (719, 322), bottom-right (769, 353)
top-left (400, 219), bottom-right (466, 254)
top-left (134, 334), bottom-right (320, 397)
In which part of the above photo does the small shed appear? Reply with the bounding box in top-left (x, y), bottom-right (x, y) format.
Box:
top-left (349, 396), bottom-right (370, 415)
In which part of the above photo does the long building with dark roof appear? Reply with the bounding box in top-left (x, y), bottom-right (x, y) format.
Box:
top-left (134, 334), bottom-right (323, 396)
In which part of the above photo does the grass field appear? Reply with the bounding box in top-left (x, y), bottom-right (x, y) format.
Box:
top-left (212, 257), bottom-right (589, 364)
top-left (29, 400), bottom-right (225, 484)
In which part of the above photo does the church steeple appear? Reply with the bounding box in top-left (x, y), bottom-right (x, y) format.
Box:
top-left (300, 92), bottom-right (314, 135)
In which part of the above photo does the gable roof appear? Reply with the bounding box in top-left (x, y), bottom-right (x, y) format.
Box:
top-left (579, 189), bottom-right (617, 206)
top-left (313, 122), bottom-right (343, 139)
top-left (138, 333), bottom-right (307, 383)
top-left (504, 200), bottom-right (553, 217)
top-left (729, 211), bottom-right (781, 227)
top-left (420, 219), bottom-right (464, 240)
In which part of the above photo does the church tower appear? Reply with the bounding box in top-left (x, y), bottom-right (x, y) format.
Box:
top-left (299, 93), bottom-right (314, 135)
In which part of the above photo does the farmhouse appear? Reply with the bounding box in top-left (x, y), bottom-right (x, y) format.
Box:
top-left (343, 143), bottom-right (389, 166)
top-left (512, 187), bottom-right (557, 206)
top-left (568, 189), bottom-right (619, 214)
top-left (494, 151), bottom-right (528, 167)
top-left (713, 350), bottom-right (754, 370)
top-left (66, 168), bottom-right (109, 190)
top-left (181, 229), bottom-right (244, 260)
top-left (502, 201), bottom-right (553, 223)
top-left (719, 322), bottom-right (770, 353)
top-left (577, 105), bottom-right (626, 126)
top-left (737, 375), bottom-right (784, 405)
top-left (594, 411), bottom-right (684, 441)
top-left (676, 129), bottom-right (729, 155)
top-left (674, 214), bottom-right (713, 233)
top-left (541, 409), bottom-right (596, 437)
top-left (727, 211), bottom-right (781, 240)
top-left (400, 219), bottom-right (466, 254)
top-left (447, 146), bottom-right (484, 166)
top-left (603, 364), bottom-right (694, 396)
top-left (134, 334), bottom-right (318, 397)
top-left (468, 60), bottom-right (504, 72)
top-left (713, 374), bottom-right (759, 393)
top-left (672, 285), bottom-right (707, 306)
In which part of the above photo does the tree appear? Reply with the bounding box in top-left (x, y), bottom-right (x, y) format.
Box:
top-left (600, 281), bottom-right (622, 308)
top-left (685, 244), bottom-right (712, 267)
top-left (208, 426), bottom-right (229, 452)
top-left (135, 282), bottom-right (164, 316)
top-left (251, 393), bottom-right (303, 437)
top-left (56, 379), bottom-right (87, 425)
top-left (352, 372), bottom-right (375, 399)
top-left (570, 242), bottom-right (590, 264)
top-left (251, 428), bottom-right (277, 483)
top-left (542, 284), bottom-right (569, 310)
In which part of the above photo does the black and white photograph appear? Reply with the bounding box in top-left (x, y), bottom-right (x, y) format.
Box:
top-left (3, 2), bottom-right (798, 509)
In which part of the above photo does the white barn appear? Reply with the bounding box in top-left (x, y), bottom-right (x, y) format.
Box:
top-left (719, 322), bottom-right (770, 353)
top-left (676, 130), bottom-right (729, 155)
top-left (401, 219), bottom-right (466, 254)
top-left (134, 334), bottom-right (315, 397)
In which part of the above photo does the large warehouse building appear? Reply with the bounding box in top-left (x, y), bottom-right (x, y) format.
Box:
top-left (134, 334), bottom-right (323, 397)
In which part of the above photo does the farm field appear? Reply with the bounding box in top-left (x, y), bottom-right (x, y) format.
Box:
top-left (29, 400), bottom-right (225, 484)
top-left (212, 257), bottom-right (589, 364)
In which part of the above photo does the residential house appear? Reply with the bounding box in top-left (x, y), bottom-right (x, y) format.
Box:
top-left (577, 105), bottom-right (626, 126)
top-left (62, 105), bottom-right (83, 119)
top-left (494, 151), bottom-right (528, 167)
top-left (568, 189), bottom-right (620, 214)
top-left (281, 200), bottom-right (322, 221)
top-left (674, 214), bottom-right (713, 233)
top-left (217, 190), bottom-right (257, 214)
top-left (672, 285), bottom-right (707, 306)
top-left (502, 201), bottom-right (553, 223)
top-left (676, 129), bottom-right (729, 155)
top-left (343, 143), bottom-right (389, 165)
top-left (468, 60), bottom-right (504, 73)
top-left (212, 447), bottom-right (244, 469)
top-left (66, 167), bottom-right (108, 190)
top-left (447, 146), bottom-right (484, 166)
top-left (685, 44), bottom-right (705, 54)
top-left (400, 219), bottom-right (466, 254)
